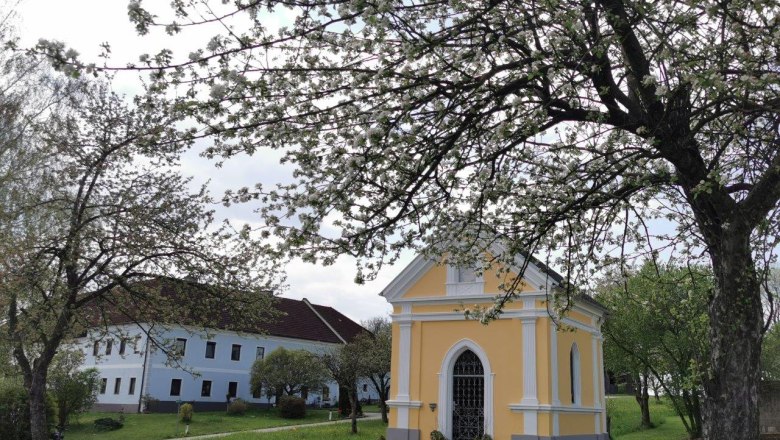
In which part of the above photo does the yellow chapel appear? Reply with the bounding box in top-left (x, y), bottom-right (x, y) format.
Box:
top-left (382, 249), bottom-right (608, 440)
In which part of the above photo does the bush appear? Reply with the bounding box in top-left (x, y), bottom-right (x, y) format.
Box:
top-left (278, 395), bottom-right (306, 419)
top-left (0, 378), bottom-right (56, 440)
top-left (93, 417), bottom-right (123, 431)
top-left (476, 435), bottom-right (492, 440)
top-left (430, 430), bottom-right (447, 440)
top-left (227, 398), bottom-right (248, 415)
top-left (179, 403), bottom-right (194, 423)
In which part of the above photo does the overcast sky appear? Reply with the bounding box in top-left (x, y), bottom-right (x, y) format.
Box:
top-left (14, 0), bottom-right (402, 323)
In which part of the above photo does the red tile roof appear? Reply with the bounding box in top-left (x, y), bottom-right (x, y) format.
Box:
top-left (89, 277), bottom-right (368, 344)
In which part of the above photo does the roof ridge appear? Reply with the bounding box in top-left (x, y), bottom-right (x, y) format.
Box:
top-left (301, 298), bottom-right (347, 344)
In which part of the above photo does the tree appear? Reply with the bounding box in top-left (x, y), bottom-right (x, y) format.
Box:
top-left (321, 342), bottom-right (367, 434)
top-left (357, 317), bottom-right (391, 424)
top-left (48, 349), bottom-right (100, 430)
top-left (598, 262), bottom-right (711, 438)
top-left (38, 1), bottom-right (780, 437)
top-left (0, 68), bottom-right (279, 439)
top-left (250, 347), bottom-right (329, 400)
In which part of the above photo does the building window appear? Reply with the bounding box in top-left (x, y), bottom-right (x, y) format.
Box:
top-left (227, 381), bottom-right (238, 398)
top-left (119, 339), bottom-right (127, 355)
top-left (570, 343), bottom-right (581, 405)
top-left (362, 384), bottom-right (368, 392)
top-left (174, 338), bottom-right (187, 356)
top-left (322, 386), bottom-right (330, 400)
top-left (205, 341), bottom-right (216, 359)
top-left (201, 380), bottom-right (212, 397)
top-left (301, 387), bottom-right (309, 399)
top-left (133, 336), bottom-right (142, 354)
top-left (105, 339), bottom-right (113, 355)
top-left (93, 341), bottom-right (100, 356)
top-left (252, 385), bottom-right (262, 399)
top-left (256, 346), bottom-right (265, 360)
top-left (170, 379), bottom-right (182, 396)
top-left (457, 266), bottom-right (477, 283)
top-left (99, 378), bottom-right (107, 394)
top-left (129, 378), bottom-right (136, 395)
top-left (231, 344), bottom-right (241, 361)
top-left (114, 378), bottom-right (122, 395)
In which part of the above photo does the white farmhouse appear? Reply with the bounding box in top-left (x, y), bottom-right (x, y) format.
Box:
top-left (75, 279), bottom-right (376, 412)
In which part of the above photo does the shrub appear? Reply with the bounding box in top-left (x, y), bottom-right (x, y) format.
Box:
top-left (179, 403), bottom-right (194, 423)
top-left (93, 417), bottom-right (123, 431)
top-left (227, 398), bottom-right (248, 415)
top-left (430, 430), bottom-right (447, 440)
top-left (0, 378), bottom-right (56, 440)
top-left (278, 395), bottom-right (306, 419)
top-left (475, 435), bottom-right (493, 440)
top-left (141, 394), bottom-right (159, 413)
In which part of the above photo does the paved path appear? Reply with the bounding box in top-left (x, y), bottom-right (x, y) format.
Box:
top-left (170, 413), bottom-right (382, 440)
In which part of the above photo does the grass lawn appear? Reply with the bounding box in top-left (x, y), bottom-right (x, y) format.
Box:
top-left (222, 419), bottom-right (387, 440)
top-left (607, 395), bottom-right (689, 440)
top-left (65, 407), bottom-right (334, 440)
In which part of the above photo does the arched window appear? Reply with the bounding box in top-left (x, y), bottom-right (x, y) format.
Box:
top-left (570, 343), bottom-right (581, 405)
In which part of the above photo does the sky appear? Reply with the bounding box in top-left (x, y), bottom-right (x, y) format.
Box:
top-left (13, 0), bottom-right (403, 323)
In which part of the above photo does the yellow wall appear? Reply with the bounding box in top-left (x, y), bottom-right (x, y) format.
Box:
top-left (413, 319), bottom-right (524, 439)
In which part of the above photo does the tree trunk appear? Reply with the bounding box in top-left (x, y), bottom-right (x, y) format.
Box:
top-left (380, 394), bottom-right (388, 424)
top-left (28, 371), bottom-right (49, 440)
top-left (701, 230), bottom-right (763, 440)
top-left (349, 389), bottom-right (358, 434)
top-left (634, 373), bottom-right (651, 429)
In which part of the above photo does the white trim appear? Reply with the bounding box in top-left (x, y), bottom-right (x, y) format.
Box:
top-left (393, 291), bottom-right (549, 305)
top-left (438, 339), bottom-right (494, 438)
top-left (550, 321), bottom-right (560, 406)
top-left (521, 318), bottom-right (538, 406)
top-left (381, 255), bottom-right (436, 301)
top-left (508, 403), bottom-right (605, 414)
top-left (570, 343), bottom-right (582, 406)
top-left (598, 337), bottom-right (607, 432)
top-left (553, 412), bottom-right (560, 436)
top-left (386, 400), bottom-right (423, 408)
top-left (389, 310), bottom-right (602, 336)
top-left (592, 336), bottom-right (600, 410)
top-left (445, 265), bottom-right (485, 296)
top-left (397, 322), bottom-right (412, 402)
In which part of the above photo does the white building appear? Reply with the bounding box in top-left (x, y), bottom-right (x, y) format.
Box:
top-left (76, 280), bottom-right (376, 412)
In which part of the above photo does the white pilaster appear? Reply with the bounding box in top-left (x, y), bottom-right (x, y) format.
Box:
top-left (397, 304), bottom-right (413, 429)
top-left (550, 321), bottom-right (560, 406)
top-left (521, 317), bottom-right (538, 435)
top-left (592, 335), bottom-right (601, 434)
top-left (598, 336), bottom-right (607, 432)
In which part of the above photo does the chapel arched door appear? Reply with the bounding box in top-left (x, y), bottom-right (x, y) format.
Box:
top-left (451, 349), bottom-right (484, 440)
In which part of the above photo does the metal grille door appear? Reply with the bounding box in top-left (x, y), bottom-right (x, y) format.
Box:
top-left (452, 350), bottom-right (485, 440)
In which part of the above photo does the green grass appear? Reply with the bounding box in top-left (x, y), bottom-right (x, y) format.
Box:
top-left (222, 419), bottom-right (386, 440)
top-left (65, 408), bottom-right (334, 440)
top-left (607, 395), bottom-right (688, 440)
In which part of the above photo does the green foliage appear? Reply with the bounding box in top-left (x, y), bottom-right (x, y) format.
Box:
top-left (250, 347), bottom-right (329, 398)
top-left (0, 378), bottom-right (56, 440)
top-left (179, 403), bottom-right (194, 423)
top-left (93, 417), bottom-right (123, 431)
top-left (278, 395), bottom-right (306, 419)
top-left (226, 399), bottom-right (248, 416)
top-left (430, 430), bottom-right (447, 440)
top-left (762, 324), bottom-right (780, 380)
top-left (49, 350), bottom-right (100, 429)
top-left (597, 262), bottom-right (711, 438)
